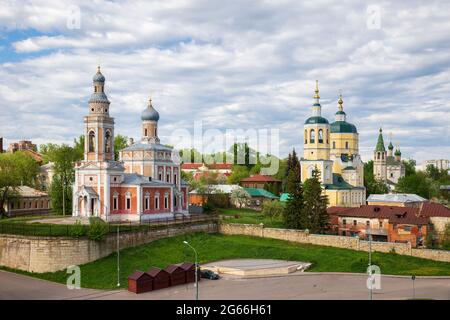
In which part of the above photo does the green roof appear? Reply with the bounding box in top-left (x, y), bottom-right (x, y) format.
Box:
top-left (324, 174), bottom-right (365, 190)
top-left (387, 156), bottom-right (402, 166)
top-left (394, 149), bottom-right (401, 156)
top-left (375, 129), bottom-right (386, 152)
top-left (305, 116), bottom-right (329, 125)
top-left (243, 188), bottom-right (279, 199)
top-left (280, 193), bottom-right (290, 202)
top-left (330, 121), bottom-right (357, 133)
top-left (388, 141), bottom-right (394, 150)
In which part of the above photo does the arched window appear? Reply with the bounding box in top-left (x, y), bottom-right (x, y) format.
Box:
top-left (345, 141), bottom-right (349, 149)
top-left (144, 128), bottom-right (148, 136)
top-left (310, 129), bottom-right (315, 143)
top-left (105, 131), bottom-right (111, 154)
top-left (318, 129), bottom-right (323, 143)
top-left (304, 130), bottom-right (307, 144)
top-left (333, 141), bottom-right (336, 149)
top-left (88, 131), bottom-right (95, 152)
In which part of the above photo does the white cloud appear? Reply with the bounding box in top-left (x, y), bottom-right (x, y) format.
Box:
top-left (0, 0), bottom-right (449, 165)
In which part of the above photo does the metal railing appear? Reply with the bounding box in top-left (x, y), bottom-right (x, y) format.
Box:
top-left (0, 214), bottom-right (219, 237)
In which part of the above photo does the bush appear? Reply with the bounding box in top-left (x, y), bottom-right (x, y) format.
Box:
top-left (261, 200), bottom-right (284, 221)
top-left (69, 219), bottom-right (85, 238)
top-left (87, 217), bottom-right (109, 241)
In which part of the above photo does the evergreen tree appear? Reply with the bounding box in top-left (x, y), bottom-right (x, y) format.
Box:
top-left (302, 168), bottom-right (329, 233)
top-left (283, 169), bottom-right (304, 229)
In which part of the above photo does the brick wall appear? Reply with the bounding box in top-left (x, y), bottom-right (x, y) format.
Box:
top-left (0, 222), bottom-right (217, 273)
top-left (219, 222), bottom-right (450, 263)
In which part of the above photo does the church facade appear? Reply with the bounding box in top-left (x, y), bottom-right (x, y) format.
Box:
top-left (373, 128), bottom-right (405, 189)
top-left (300, 81), bottom-right (366, 207)
top-left (72, 67), bottom-right (188, 222)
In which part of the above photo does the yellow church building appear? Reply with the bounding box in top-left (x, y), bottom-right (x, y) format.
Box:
top-left (300, 81), bottom-right (366, 207)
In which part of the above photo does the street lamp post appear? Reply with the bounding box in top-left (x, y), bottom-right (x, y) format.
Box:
top-left (183, 241), bottom-right (198, 301)
top-left (368, 224), bottom-right (372, 301)
top-left (117, 224), bottom-right (120, 287)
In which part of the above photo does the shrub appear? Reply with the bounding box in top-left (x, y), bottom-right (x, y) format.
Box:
top-left (261, 200), bottom-right (284, 221)
top-left (87, 217), bottom-right (109, 241)
top-left (69, 219), bottom-right (85, 238)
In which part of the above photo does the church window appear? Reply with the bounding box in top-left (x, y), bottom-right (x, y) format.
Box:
top-left (310, 130), bottom-right (315, 143)
top-left (353, 220), bottom-right (357, 226)
top-left (94, 87), bottom-right (97, 93)
top-left (164, 194), bottom-right (169, 209)
top-left (105, 131), bottom-right (111, 154)
top-left (166, 172), bottom-right (170, 182)
top-left (88, 131), bottom-right (95, 152)
top-left (390, 173), bottom-right (393, 178)
top-left (326, 130), bottom-right (329, 144)
top-left (144, 193), bottom-right (150, 210)
top-left (377, 152), bottom-right (380, 160)
top-left (125, 192), bottom-right (131, 210)
top-left (174, 173), bottom-right (177, 184)
top-left (155, 193), bottom-right (160, 210)
top-left (144, 128), bottom-right (148, 136)
top-left (113, 194), bottom-right (118, 210)
top-left (345, 141), bottom-right (349, 149)
top-left (304, 130), bottom-right (307, 144)
top-left (155, 128), bottom-right (157, 136)
top-left (318, 129), bottom-right (323, 143)
top-left (333, 141), bottom-right (336, 149)
top-left (158, 172), bottom-right (162, 181)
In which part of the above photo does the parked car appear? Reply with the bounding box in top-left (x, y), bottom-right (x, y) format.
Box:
top-left (200, 269), bottom-right (220, 280)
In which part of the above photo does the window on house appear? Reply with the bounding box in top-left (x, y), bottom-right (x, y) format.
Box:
top-left (343, 219), bottom-right (347, 225)
top-left (366, 221), bottom-right (370, 226)
top-left (379, 221), bottom-right (383, 228)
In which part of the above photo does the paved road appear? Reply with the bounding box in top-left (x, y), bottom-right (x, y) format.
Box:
top-left (0, 270), bottom-right (449, 300)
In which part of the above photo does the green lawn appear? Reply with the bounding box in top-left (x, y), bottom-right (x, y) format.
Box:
top-left (218, 208), bottom-right (284, 228)
top-left (2, 232), bottom-right (449, 289)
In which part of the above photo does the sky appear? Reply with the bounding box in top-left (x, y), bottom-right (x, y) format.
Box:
top-left (0, 0), bottom-right (449, 164)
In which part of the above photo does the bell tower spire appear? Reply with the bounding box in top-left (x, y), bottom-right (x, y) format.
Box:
top-left (312, 80), bottom-right (322, 117)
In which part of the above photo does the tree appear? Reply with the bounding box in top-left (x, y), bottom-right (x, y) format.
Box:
top-left (0, 152), bottom-right (40, 217)
top-left (403, 159), bottom-right (416, 177)
top-left (227, 165), bottom-right (250, 184)
top-left (230, 188), bottom-right (251, 208)
top-left (364, 160), bottom-right (388, 196)
top-left (46, 145), bottom-right (80, 215)
top-left (395, 172), bottom-right (431, 199)
top-left (302, 168), bottom-right (329, 233)
top-left (114, 134), bottom-right (128, 161)
top-left (73, 135), bottom-right (85, 160)
top-left (261, 200), bottom-right (284, 222)
top-left (442, 223), bottom-right (450, 250)
top-left (283, 169), bottom-right (304, 229)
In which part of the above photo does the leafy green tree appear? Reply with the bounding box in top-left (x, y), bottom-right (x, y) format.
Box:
top-left (395, 172), bottom-right (431, 199)
top-left (73, 135), bottom-right (85, 160)
top-left (261, 200), bottom-right (284, 222)
top-left (403, 159), bottom-right (416, 177)
top-left (227, 165), bottom-right (250, 184)
top-left (114, 134), bottom-right (128, 161)
top-left (364, 160), bottom-right (388, 196)
top-left (442, 223), bottom-right (450, 250)
top-left (302, 168), bottom-right (329, 233)
top-left (0, 152), bottom-right (40, 217)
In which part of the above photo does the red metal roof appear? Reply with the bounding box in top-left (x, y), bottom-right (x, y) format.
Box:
top-left (128, 271), bottom-right (150, 280)
top-left (241, 174), bottom-right (281, 183)
top-left (146, 267), bottom-right (169, 277)
top-left (176, 262), bottom-right (195, 270)
top-left (181, 163), bottom-right (203, 170)
top-left (164, 265), bottom-right (184, 274)
top-left (419, 202), bottom-right (450, 217)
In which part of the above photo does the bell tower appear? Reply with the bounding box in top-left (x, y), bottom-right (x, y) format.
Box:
top-left (84, 66), bottom-right (115, 162)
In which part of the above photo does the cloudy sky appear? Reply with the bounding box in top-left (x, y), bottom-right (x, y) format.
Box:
top-left (0, 0), bottom-right (449, 164)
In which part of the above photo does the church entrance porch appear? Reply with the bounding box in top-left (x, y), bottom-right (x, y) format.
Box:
top-left (74, 186), bottom-right (100, 218)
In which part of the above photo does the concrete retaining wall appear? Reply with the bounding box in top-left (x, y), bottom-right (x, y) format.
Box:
top-left (0, 222), bottom-right (217, 273)
top-left (219, 222), bottom-right (450, 263)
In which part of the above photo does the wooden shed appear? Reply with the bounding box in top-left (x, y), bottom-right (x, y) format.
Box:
top-left (177, 262), bottom-right (200, 283)
top-left (147, 267), bottom-right (171, 290)
top-left (127, 271), bottom-right (153, 294)
top-left (164, 265), bottom-right (186, 286)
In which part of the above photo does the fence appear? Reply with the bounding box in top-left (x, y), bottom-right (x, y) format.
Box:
top-left (0, 214), bottom-right (219, 238)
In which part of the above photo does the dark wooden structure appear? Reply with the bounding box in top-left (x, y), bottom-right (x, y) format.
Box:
top-left (164, 265), bottom-right (186, 286)
top-left (127, 271), bottom-right (153, 294)
top-left (177, 262), bottom-right (200, 283)
top-left (147, 267), bottom-right (170, 290)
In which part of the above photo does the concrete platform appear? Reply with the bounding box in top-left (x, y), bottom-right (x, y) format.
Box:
top-left (203, 259), bottom-right (311, 277)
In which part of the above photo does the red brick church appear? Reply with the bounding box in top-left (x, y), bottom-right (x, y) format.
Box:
top-left (72, 67), bottom-right (188, 222)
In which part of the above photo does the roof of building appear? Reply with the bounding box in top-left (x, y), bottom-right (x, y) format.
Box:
top-left (16, 186), bottom-right (48, 197)
top-left (330, 121), bottom-right (358, 133)
top-left (418, 202), bottom-right (450, 217)
top-left (121, 142), bottom-right (173, 152)
top-left (176, 262), bottom-right (195, 270)
top-left (189, 184), bottom-right (242, 195)
top-left (164, 265), bottom-right (184, 273)
top-left (375, 128), bottom-right (386, 152)
top-left (146, 267), bottom-right (168, 277)
top-left (241, 174), bottom-right (281, 183)
top-left (93, 67), bottom-right (105, 82)
top-left (388, 141), bottom-right (394, 150)
top-left (367, 193), bottom-right (427, 203)
top-left (386, 155), bottom-right (402, 166)
top-left (329, 205), bottom-right (429, 225)
top-left (88, 92), bottom-right (110, 104)
top-left (279, 193), bottom-right (290, 202)
top-left (305, 116), bottom-right (329, 125)
top-left (141, 99), bottom-right (160, 121)
top-left (324, 174), bottom-right (365, 190)
top-left (128, 271), bottom-right (149, 280)
top-left (122, 173), bottom-right (174, 186)
top-left (243, 187), bottom-right (279, 199)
